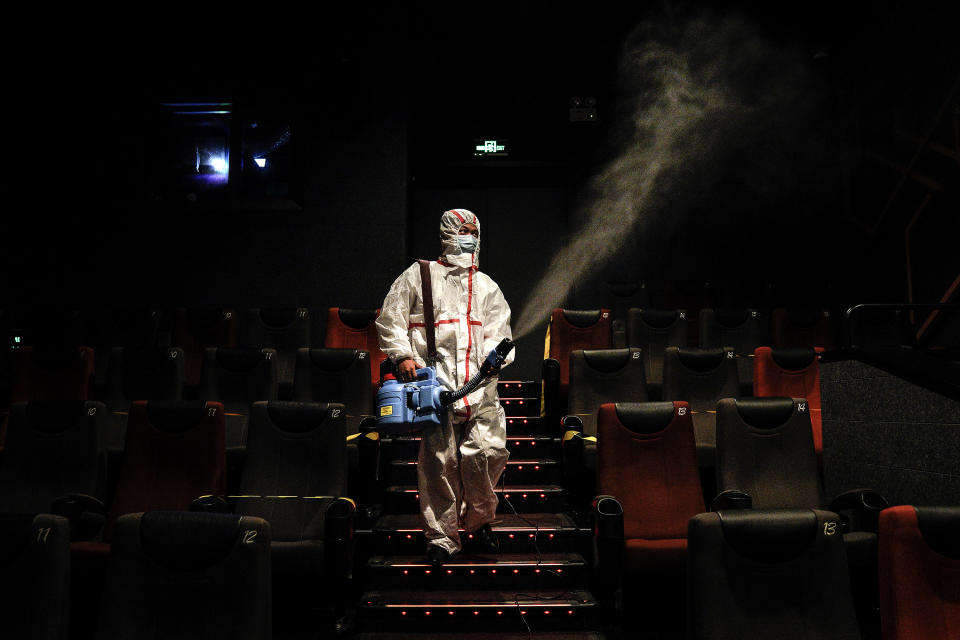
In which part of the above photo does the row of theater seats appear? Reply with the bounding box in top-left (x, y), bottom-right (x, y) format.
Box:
top-left (546, 307), bottom-right (834, 395)
top-left (4, 503), bottom-right (956, 639)
top-left (589, 399), bottom-right (960, 638)
top-left (3, 306), bottom-right (388, 394)
top-left (4, 345), bottom-right (377, 456)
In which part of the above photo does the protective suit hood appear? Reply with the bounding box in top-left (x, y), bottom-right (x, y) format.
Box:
top-left (439, 208), bottom-right (480, 270)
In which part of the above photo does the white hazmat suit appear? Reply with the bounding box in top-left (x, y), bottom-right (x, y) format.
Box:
top-left (376, 209), bottom-right (513, 555)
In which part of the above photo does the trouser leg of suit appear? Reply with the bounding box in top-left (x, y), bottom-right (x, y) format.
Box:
top-left (459, 402), bottom-right (509, 534)
top-left (418, 403), bottom-right (509, 554)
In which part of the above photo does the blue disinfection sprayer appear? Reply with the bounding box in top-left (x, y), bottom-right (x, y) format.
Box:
top-left (376, 337), bottom-right (514, 435)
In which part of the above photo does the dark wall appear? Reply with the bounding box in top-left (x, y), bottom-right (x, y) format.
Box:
top-left (822, 359), bottom-right (960, 505)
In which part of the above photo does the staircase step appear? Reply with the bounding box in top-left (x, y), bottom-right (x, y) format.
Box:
top-left (359, 513), bottom-right (589, 554)
top-left (381, 435), bottom-right (559, 459)
top-left (506, 416), bottom-right (546, 435)
top-left (366, 553), bottom-right (586, 589)
top-left (356, 632), bottom-right (604, 639)
top-left (499, 397), bottom-right (540, 417)
top-left (359, 589), bottom-right (598, 631)
top-left (382, 485), bottom-right (565, 514)
top-left (389, 458), bottom-right (559, 484)
top-left (497, 380), bottom-right (540, 397)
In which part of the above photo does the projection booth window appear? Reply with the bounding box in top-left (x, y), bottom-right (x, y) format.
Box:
top-left (147, 102), bottom-right (296, 206)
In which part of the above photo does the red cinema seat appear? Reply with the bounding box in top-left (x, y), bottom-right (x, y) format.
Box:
top-left (9, 345), bottom-right (95, 403)
top-left (324, 307), bottom-right (386, 393)
top-left (879, 505), bottom-right (960, 640)
top-left (771, 308), bottom-right (836, 350)
top-left (542, 308), bottom-right (613, 426)
top-left (753, 346), bottom-right (823, 460)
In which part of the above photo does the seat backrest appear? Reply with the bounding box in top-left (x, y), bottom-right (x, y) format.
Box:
top-left (237, 401), bottom-right (347, 541)
top-left (568, 348), bottom-right (647, 438)
top-left (547, 308), bottom-right (613, 391)
top-left (688, 509), bottom-right (859, 640)
top-left (171, 308), bottom-right (238, 387)
top-left (9, 345), bottom-right (95, 403)
top-left (753, 346), bottom-right (823, 458)
top-left (291, 348), bottom-right (372, 435)
top-left (879, 505), bottom-right (960, 640)
top-left (0, 401), bottom-right (107, 513)
top-left (625, 309), bottom-right (688, 391)
top-left (662, 347), bottom-right (739, 456)
top-left (104, 346), bottom-right (184, 410)
top-left (98, 511), bottom-right (271, 639)
top-left (771, 308), bottom-right (835, 350)
top-left (0, 513), bottom-right (70, 640)
top-left (715, 397), bottom-right (824, 509)
top-left (241, 308), bottom-right (311, 385)
top-left (198, 348), bottom-right (279, 414)
top-left (597, 401), bottom-right (703, 540)
top-left (323, 307), bottom-right (385, 390)
top-left (109, 401), bottom-right (226, 536)
top-left (699, 309), bottom-right (763, 392)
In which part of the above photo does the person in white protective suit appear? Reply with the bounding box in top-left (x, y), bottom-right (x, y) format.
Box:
top-left (376, 208), bottom-right (513, 565)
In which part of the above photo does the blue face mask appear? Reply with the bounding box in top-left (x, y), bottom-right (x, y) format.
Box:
top-left (458, 234), bottom-right (478, 253)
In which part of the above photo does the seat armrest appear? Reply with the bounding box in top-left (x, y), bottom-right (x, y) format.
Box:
top-left (829, 488), bottom-right (888, 533)
top-left (592, 495), bottom-right (624, 603)
top-left (710, 490), bottom-right (753, 511)
top-left (50, 493), bottom-right (106, 541)
top-left (542, 358), bottom-right (561, 426)
top-left (325, 497), bottom-right (356, 583)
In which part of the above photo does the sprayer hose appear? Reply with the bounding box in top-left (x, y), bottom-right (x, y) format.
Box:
top-left (442, 369), bottom-right (487, 405)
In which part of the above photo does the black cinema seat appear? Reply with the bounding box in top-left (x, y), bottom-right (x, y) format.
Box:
top-left (323, 307), bottom-right (387, 394)
top-left (83, 308), bottom-right (164, 389)
top-left (96, 511), bottom-right (271, 640)
top-left (0, 402), bottom-right (107, 529)
top-left (562, 348), bottom-right (647, 500)
top-left (241, 307), bottom-right (311, 388)
top-left (171, 308), bottom-right (238, 389)
top-left (688, 509), bottom-right (861, 640)
top-left (698, 308), bottom-right (763, 394)
top-left (292, 347), bottom-right (373, 440)
top-left (0, 513), bottom-right (71, 640)
top-left (106, 401), bottom-right (226, 538)
top-left (103, 346), bottom-right (184, 454)
top-left (661, 347), bottom-right (738, 477)
top-left (198, 347), bottom-right (279, 456)
top-left (714, 397), bottom-right (886, 571)
top-left (771, 307), bottom-right (836, 350)
top-left (879, 505), bottom-right (960, 640)
top-left (625, 308), bottom-right (689, 399)
top-left (234, 402), bottom-right (353, 598)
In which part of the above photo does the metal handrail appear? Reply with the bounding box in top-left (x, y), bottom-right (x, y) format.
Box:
top-left (843, 303), bottom-right (960, 349)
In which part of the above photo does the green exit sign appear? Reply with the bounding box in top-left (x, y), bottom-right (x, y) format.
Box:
top-left (474, 139), bottom-right (508, 157)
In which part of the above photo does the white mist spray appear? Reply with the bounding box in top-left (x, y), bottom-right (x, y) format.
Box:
top-left (513, 12), bottom-right (823, 339)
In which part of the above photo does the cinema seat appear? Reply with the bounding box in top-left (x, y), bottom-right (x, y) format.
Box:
top-left (323, 307), bottom-right (386, 393)
top-left (233, 401), bottom-right (353, 594)
top-left (241, 307), bottom-right (311, 389)
top-left (96, 511), bottom-right (271, 640)
top-left (593, 402), bottom-right (703, 615)
top-left (753, 346), bottom-right (823, 461)
top-left (107, 401), bottom-right (226, 537)
top-left (562, 348), bottom-right (647, 501)
top-left (698, 308), bottom-right (763, 394)
top-left (879, 505), bottom-right (960, 640)
top-left (198, 347), bottom-right (279, 458)
top-left (171, 308), bottom-right (238, 389)
top-left (9, 345), bottom-right (95, 403)
top-left (0, 513), bottom-right (71, 640)
top-left (292, 348), bottom-right (372, 440)
top-left (688, 509), bottom-right (860, 640)
top-left (661, 347), bottom-right (739, 480)
top-left (771, 307), bottom-right (836, 350)
top-left (542, 308), bottom-right (613, 425)
top-left (625, 308), bottom-right (689, 399)
top-left (103, 346), bottom-right (183, 454)
top-left (0, 402), bottom-right (107, 528)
